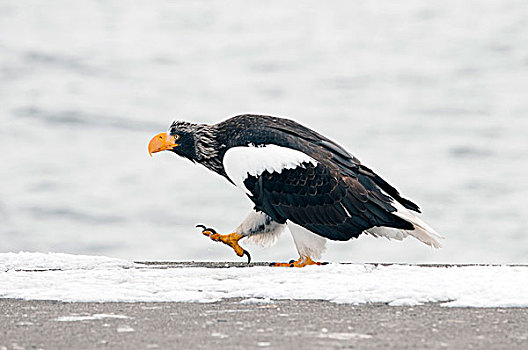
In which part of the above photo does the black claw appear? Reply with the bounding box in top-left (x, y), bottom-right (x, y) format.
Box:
top-left (243, 250), bottom-right (251, 265)
top-left (289, 263), bottom-right (294, 267)
top-left (289, 260), bottom-right (295, 264)
top-left (195, 224), bottom-right (216, 234)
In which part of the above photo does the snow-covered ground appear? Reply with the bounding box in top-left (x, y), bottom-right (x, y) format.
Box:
top-left (1, 252), bottom-right (527, 307)
top-left (1, 1), bottom-right (527, 264)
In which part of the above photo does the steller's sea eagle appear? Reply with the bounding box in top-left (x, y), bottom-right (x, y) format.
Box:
top-left (148, 115), bottom-right (443, 267)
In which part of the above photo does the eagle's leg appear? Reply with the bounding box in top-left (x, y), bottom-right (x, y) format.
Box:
top-left (271, 255), bottom-right (325, 267)
top-left (197, 211), bottom-right (286, 264)
top-left (271, 223), bottom-right (327, 267)
top-left (197, 225), bottom-right (251, 263)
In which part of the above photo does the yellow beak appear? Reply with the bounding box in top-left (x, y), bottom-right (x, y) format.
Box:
top-left (148, 132), bottom-right (178, 156)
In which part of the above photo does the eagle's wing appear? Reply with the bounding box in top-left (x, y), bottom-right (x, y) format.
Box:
top-left (265, 118), bottom-right (421, 213)
top-left (223, 143), bottom-right (415, 241)
top-left (243, 159), bottom-right (413, 241)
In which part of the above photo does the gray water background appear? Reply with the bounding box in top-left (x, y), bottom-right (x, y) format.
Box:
top-left (1, 0), bottom-right (527, 263)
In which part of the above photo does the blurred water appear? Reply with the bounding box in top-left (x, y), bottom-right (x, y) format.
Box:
top-left (1, 0), bottom-right (527, 263)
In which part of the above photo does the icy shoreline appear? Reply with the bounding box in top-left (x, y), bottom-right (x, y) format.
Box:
top-left (1, 252), bottom-right (527, 307)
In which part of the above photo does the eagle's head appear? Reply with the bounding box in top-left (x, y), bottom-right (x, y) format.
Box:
top-left (148, 121), bottom-right (219, 165)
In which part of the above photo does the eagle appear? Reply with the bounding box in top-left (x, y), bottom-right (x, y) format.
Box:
top-left (148, 115), bottom-right (442, 267)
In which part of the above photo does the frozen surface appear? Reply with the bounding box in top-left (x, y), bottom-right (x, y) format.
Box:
top-left (1, 253), bottom-right (528, 308)
top-left (54, 314), bottom-right (130, 322)
top-left (0, 251), bottom-right (135, 271)
top-left (1, 1), bottom-right (528, 264)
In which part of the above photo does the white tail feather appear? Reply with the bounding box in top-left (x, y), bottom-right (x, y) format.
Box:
top-left (392, 201), bottom-right (444, 248)
top-left (367, 200), bottom-right (444, 248)
top-left (366, 227), bottom-right (408, 241)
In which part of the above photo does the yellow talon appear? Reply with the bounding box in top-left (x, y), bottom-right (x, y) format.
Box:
top-left (271, 256), bottom-right (324, 267)
top-left (196, 225), bottom-right (251, 263)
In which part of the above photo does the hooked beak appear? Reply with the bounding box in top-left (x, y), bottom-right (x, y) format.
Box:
top-left (148, 132), bottom-right (178, 156)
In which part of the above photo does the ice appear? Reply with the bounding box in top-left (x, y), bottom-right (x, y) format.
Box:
top-left (239, 297), bottom-right (274, 304)
top-left (1, 253), bottom-right (527, 308)
top-left (257, 342), bottom-right (271, 347)
top-left (116, 325), bottom-right (135, 333)
top-left (318, 333), bottom-right (373, 340)
top-left (211, 333), bottom-right (229, 339)
top-left (0, 252), bottom-right (135, 271)
top-left (55, 314), bottom-right (130, 322)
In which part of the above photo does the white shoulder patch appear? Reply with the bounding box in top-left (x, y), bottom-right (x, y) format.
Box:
top-left (223, 144), bottom-right (318, 192)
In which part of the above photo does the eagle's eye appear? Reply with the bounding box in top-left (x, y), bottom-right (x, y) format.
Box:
top-left (173, 134), bottom-right (181, 141)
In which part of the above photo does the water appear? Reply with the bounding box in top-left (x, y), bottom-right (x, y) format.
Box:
top-left (1, 0), bottom-right (527, 263)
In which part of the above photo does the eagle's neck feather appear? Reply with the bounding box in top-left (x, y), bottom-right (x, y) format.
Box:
top-left (192, 124), bottom-right (218, 161)
top-left (170, 120), bottom-right (223, 173)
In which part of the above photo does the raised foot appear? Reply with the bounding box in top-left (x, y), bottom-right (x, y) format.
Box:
top-left (270, 256), bottom-right (328, 268)
top-left (196, 225), bottom-right (251, 264)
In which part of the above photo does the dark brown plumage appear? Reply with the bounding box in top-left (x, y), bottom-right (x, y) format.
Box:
top-left (149, 114), bottom-right (442, 265)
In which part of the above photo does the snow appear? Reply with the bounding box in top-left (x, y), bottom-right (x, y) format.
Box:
top-left (116, 325), bottom-right (135, 333)
top-left (257, 342), bottom-right (271, 347)
top-left (1, 253), bottom-right (528, 308)
top-left (0, 252), bottom-right (136, 271)
top-left (55, 314), bottom-right (130, 322)
top-left (239, 297), bottom-right (274, 304)
top-left (319, 332), bottom-right (372, 340)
